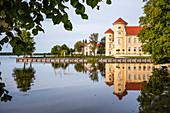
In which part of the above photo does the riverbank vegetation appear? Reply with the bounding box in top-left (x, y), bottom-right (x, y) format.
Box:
top-left (137, 67), bottom-right (170, 112)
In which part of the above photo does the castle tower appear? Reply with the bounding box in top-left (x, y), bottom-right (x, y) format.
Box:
top-left (105, 28), bottom-right (114, 56)
top-left (113, 63), bottom-right (127, 100)
top-left (113, 18), bottom-right (128, 54)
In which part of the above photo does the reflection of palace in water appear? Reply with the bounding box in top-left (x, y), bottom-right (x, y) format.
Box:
top-left (105, 63), bottom-right (170, 100)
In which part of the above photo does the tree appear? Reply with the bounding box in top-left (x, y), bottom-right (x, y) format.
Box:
top-left (137, 67), bottom-right (169, 112)
top-left (18, 29), bottom-right (35, 57)
top-left (89, 33), bottom-right (98, 56)
top-left (0, 0), bottom-right (111, 56)
top-left (0, 72), bottom-right (12, 102)
top-left (12, 64), bottom-right (36, 92)
top-left (138, 0), bottom-right (170, 64)
top-left (51, 45), bottom-right (61, 55)
top-left (74, 41), bottom-right (83, 53)
top-left (61, 44), bottom-right (70, 54)
top-left (98, 37), bottom-right (105, 56)
top-left (60, 50), bottom-right (68, 56)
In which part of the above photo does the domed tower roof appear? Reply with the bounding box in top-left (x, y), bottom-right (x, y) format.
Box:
top-left (113, 18), bottom-right (128, 25)
top-left (105, 28), bottom-right (114, 34)
top-left (113, 90), bottom-right (128, 100)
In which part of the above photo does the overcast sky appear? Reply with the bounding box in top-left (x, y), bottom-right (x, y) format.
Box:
top-left (2, 0), bottom-right (145, 53)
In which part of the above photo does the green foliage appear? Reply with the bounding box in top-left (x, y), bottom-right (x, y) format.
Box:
top-left (0, 72), bottom-right (12, 102)
top-left (0, 0), bottom-right (111, 56)
top-left (51, 63), bottom-right (69, 70)
top-left (89, 33), bottom-right (98, 56)
top-left (74, 41), bottom-right (83, 52)
top-left (87, 58), bottom-right (97, 63)
top-left (51, 45), bottom-right (61, 55)
top-left (138, 0), bottom-right (170, 64)
top-left (60, 50), bottom-right (68, 56)
top-left (18, 30), bottom-right (35, 56)
top-left (98, 37), bottom-right (105, 56)
top-left (12, 65), bottom-right (36, 92)
top-left (61, 44), bottom-right (70, 54)
top-left (137, 67), bottom-right (169, 112)
top-left (116, 49), bottom-right (120, 52)
top-left (74, 63), bottom-right (84, 72)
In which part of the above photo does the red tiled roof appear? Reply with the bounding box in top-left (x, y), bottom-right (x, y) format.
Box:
top-left (125, 26), bottom-right (143, 35)
top-left (113, 18), bottom-right (128, 25)
top-left (105, 82), bottom-right (114, 87)
top-left (84, 42), bottom-right (100, 46)
top-left (105, 28), bottom-right (114, 33)
top-left (126, 83), bottom-right (142, 90)
top-left (84, 43), bottom-right (90, 46)
top-left (96, 43), bottom-right (100, 46)
top-left (113, 91), bottom-right (128, 100)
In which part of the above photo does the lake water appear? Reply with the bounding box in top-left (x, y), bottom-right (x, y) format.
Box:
top-left (0, 56), bottom-right (168, 113)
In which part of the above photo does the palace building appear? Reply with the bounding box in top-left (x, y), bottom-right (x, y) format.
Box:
top-left (105, 18), bottom-right (145, 56)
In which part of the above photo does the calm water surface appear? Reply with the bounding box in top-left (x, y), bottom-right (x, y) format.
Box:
top-left (0, 56), bottom-right (161, 113)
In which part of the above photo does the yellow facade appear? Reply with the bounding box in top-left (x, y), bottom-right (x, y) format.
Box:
top-left (105, 63), bottom-right (170, 100)
top-left (105, 18), bottom-right (146, 56)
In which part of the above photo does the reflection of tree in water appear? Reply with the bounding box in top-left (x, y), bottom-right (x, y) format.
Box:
top-left (74, 63), bottom-right (84, 72)
top-left (73, 63), bottom-right (105, 82)
top-left (12, 64), bottom-right (35, 92)
top-left (97, 63), bottom-right (105, 77)
top-left (89, 63), bottom-right (98, 82)
top-left (51, 63), bottom-right (69, 70)
top-left (0, 72), bottom-right (12, 102)
top-left (137, 67), bottom-right (169, 112)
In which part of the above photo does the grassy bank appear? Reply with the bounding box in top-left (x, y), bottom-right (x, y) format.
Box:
top-left (32, 55), bottom-right (115, 58)
top-left (122, 56), bottom-right (150, 58)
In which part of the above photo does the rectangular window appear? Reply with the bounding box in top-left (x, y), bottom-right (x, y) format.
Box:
top-left (134, 66), bottom-right (136, 70)
top-left (143, 66), bottom-right (146, 70)
top-left (118, 39), bottom-right (121, 44)
top-left (139, 74), bottom-right (141, 80)
top-left (143, 74), bottom-right (145, 80)
top-left (109, 67), bottom-right (111, 71)
top-left (128, 66), bottom-right (131, 70)
top-left (109, 39), bottom-right (112, 41)
top-left (147, 74), bottom-right (150, 79)
top-left (109, 44), bottom-right (111, 48)
top-left (118, 73), bottom-right (121, 78)
top-left (129, 74), bottom-right (131, 80)
top-left (139, 47), bottom-right (141, 52)
top-left (109, 51), bottom-right (111, 55)
top-left (129, 38), bottom-right (131, 43)
top-left (139, 66), bottom-right (141, 71)
top-left (134, 74), bottom-right (137, 80)
top-left (139, 40), bottom-right (141, 43)
top-left (118, 32), bottom-right (121, 35)
top-left (147, 66), bottom-right (150, 71)
top-left (134, 38), bottom-right (137, 43)
top-left (134, 47), bottom-right (137, 52)
top-left (128, 47), bottom-right (131, 52)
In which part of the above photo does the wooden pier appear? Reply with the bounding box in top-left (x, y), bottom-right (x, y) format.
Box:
top-left (16, 58), bottom-right (153, 63)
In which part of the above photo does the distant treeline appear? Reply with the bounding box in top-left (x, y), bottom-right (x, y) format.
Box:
top-left (0, 52), bottom-right (51, 55)
top-left (0, 52), bottom-right (15, 55)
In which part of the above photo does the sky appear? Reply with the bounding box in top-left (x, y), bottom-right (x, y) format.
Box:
top-left (1, 0), bottom-right (145, 53)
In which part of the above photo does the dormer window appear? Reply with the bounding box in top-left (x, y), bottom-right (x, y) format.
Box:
top-left (118, 26), bottom-right (121, 29)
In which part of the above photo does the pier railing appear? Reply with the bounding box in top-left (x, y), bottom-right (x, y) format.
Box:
top-left (16, 58), bottom-right (152, 63)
